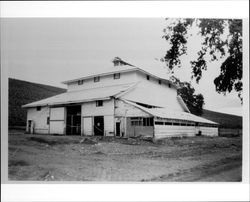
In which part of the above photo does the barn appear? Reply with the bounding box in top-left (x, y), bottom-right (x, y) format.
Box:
top-left (22, 58), bottom-right (219, 139)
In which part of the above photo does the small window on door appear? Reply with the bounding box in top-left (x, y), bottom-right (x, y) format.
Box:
top-left (96, 100), bottom-right (103, 107)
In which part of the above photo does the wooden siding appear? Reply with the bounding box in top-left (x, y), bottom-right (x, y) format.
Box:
top-left (82, 117), bottom-right (92, 136)
top-left (199, 126), bottom-right (218, 136)
top-left (67, 72), bottom-right (137, 92)
top-left (115, 99), bottom-right (150, 117)
top-left (26, 107), bottom-right (49, 134)
top-left (154, 125), bottom-right (196, 139)
top-left (126, 117), bottom-right (153, 137)
top-left (49, 107), bottom-right (65, 134)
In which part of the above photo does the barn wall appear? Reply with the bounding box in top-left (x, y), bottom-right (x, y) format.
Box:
top-left (199, 126), bottom-right (218, 136)
top-left (49, 107), bottom-right (65, 134)
top-left (26, 107), bottom-right (49, 134)
top-left (115, 99), bottom-right (150, 117)
top-left (126, 117), bottom-right (154, 137)
top-left (154, 125), bottom-right (196, 139)
top-left (82, 99), bottom-right (115, 136)
top-left (121, 72), bottom-right (185, 111)
top-left (67, 71), bottom-right (137, 92)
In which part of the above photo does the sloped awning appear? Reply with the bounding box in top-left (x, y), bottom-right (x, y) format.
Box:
top-left (122, 99), bottom-right (218, 125)
top-left (22, 83), bottom-right (136, 108)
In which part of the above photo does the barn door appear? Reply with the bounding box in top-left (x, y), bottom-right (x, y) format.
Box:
top-left (94, 116), bottom-right (104, 136)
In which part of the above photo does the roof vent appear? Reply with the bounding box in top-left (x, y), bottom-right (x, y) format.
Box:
top-left (112, 57), bottom-right (134, 67)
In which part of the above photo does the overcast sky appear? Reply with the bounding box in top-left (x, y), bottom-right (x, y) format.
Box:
top-left (2, 18), bottom-right (242, 115)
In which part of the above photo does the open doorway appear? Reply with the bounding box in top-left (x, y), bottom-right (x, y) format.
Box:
top-left (94, 116), bottom-right (104, 136)
top-left (66, 105), bottom-right (81, 135)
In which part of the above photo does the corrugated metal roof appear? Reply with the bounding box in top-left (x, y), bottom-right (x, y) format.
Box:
top-left (123, 99), bottom-right (218, 125)
top-left (22, 83), bottom-right (135, 108)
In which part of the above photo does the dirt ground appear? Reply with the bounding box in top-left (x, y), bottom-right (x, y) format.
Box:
top-left (8, 130), bottom-right (242, 182)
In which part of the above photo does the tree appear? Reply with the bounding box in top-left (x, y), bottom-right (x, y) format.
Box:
top-left (171, 76), bottom-right (204, 115)
top-left (163, 18), bottom-right (242, 102)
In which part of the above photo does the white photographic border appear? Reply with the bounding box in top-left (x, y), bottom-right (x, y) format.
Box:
top-left (1, 1), bottom-right (249, 201)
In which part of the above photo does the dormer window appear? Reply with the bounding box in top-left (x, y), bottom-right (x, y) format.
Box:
top-left (158, 80), bottom-right (162, 85)
top-left (114, 73), bottom-right (120, 79)
top-left (146, 75), bottom-right (150, 80)
top-left (94, 76), bottom-right (100, 82)
top-left (78, 80), bottom-right (84, 85)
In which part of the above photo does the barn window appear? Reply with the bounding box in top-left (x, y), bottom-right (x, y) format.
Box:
top-left (158, 80), bottom-right (162, 85)
top-left (173, 122), bottom-right (180, 126)
top-left (96, 100), bottom-right (103, 107)
top-left (131, 117), bottom-right (143, 126)
top-left (114, 73), bottom-right (120, 79)
top-left (155, 121), bottom-right (164, 125)
top-left (168, 83), bottom-right (171, 88)
top-left (94, 76), bottom-right (100, 82)
top-left (47, 117), bottom-right (50, 125)
top-left (146, 75), bottom-right (150, 80)
top-left (36, 106), bottom-right (41, 111)
top-left (165, 122), bottom-right (172, 125)
top-left (78, 80), bottom-right (84, 85)
top-left (142, 118), bottom-right (153, 126)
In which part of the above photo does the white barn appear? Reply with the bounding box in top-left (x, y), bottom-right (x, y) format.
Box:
top-left (23, 58), bottom-right (218, 139)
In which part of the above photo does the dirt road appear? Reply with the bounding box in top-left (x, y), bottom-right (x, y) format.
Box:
top-left (8, 130), bottom-right (242, 182)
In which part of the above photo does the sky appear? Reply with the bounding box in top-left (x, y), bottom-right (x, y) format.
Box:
top-left (2, 18), bottom-right (242, 116)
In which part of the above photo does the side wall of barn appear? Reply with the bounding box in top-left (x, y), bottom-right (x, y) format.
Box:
top-left (26, 107), bottom-right (50, 134)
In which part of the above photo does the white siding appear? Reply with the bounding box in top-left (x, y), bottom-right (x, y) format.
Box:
top-left (122, 72), bottom-right (185, 111)
top-left (49, 107), bottom-right (65, 134)
top-left (26, 107), bottom-right (49, 134)
top-left (199, 127), bottom-right (218, 136)
top-left (83, 117), bottom-right (93, 136)
top-left (154, 125), bottom-right (196, 139)
top-left (82, 99), bottom-right (115, 136)
top-left (115, 99), bottom-right (150, 117)
top-left (67, 72), bottom-right (137, 92)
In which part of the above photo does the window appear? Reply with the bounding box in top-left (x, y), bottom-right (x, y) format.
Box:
top-left (36, 106), bottom-right (41, 111)
top-left (96, 100), bottom-right (103, 107)
top-left (114, 73), bottom-right (120, 79)
top-left (47, 117), bottom-right (50, 125)
top-left (94, 76), bottom-right (100, 82)
top-left (78, 80), bottom-right (84, 85)
top-left (158, 80), bottom-right (162, 85)
top-left (146, 75), bottom-right (150, 80)
top-left (173, 122), bottom-right (180, 126)
top-left (142, 118), bottom-right (153, 126)
top-left (155, 121), bottom-right (164, 125)
top-left (168, 83), bottom-right (171, 88)
top-left (165, 122), bottom-right (172, 125)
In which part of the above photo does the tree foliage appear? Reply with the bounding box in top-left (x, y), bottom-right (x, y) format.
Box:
top-left (163, 18), bottom-right (242, 102)
top-left (171, 76), bottom-right (204, 115)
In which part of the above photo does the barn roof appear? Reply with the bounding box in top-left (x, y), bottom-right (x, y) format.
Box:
top-left (22, 83), bottom-right (136, 108)
top-left (62, 61), bottom-right (175, 87)
top-left (123, 99), bottom-right (218, 125)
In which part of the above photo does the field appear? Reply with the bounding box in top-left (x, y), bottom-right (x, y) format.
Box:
top-left (8, 130), bottom-right (242, 182)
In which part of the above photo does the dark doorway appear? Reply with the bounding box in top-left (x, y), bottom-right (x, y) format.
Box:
top-left (66, 105), bottom-right (81, 135)
top-left (94, 116), bottom-right (104, 136)
top-left (116, 122), bottom-right (120, 137)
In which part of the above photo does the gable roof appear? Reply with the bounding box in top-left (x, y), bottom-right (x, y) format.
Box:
top-left (22, 83), bottom-right (136, 108)
top-left (122, 99), bottom-right (218, 125)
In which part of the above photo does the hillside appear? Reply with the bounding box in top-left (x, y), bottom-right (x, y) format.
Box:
top-left (9, 78), bottom-right (66, 126)
top-left (201, 109), bottom-right (242, 129)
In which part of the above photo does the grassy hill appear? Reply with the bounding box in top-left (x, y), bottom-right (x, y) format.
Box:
top-left (9, 78), bottom-right (66, 127)
top-left (201, 109), bottom-right (242, 129)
